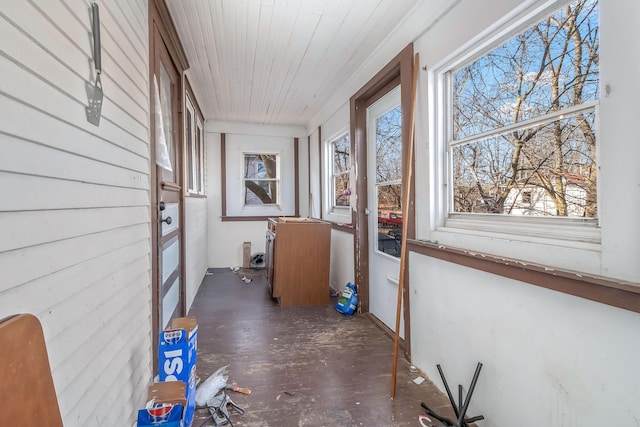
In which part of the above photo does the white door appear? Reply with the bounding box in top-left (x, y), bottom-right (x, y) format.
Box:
top-left (367, 86), bottom-right (404, 338)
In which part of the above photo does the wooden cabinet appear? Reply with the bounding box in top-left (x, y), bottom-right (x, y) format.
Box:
top-left (265, 217), bottom-right (331, 307)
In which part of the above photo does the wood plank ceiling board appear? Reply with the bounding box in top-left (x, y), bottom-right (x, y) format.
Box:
top-left (166, 0), bottom-right (422, 127)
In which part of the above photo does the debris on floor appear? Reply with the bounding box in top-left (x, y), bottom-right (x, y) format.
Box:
top-left (225, 384), bottom-right (251, 395)
top-left (208, 390), bottom-right (245, 426)
top-left (196, 366), bottom-right (228, 407)
top-left (195, 366), bottom-right (251, 426)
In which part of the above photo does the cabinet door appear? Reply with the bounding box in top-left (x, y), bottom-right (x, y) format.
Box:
top-left (265, 230), bottom-right (276, 295)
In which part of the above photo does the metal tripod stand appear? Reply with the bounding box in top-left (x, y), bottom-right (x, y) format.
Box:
top-left (420, 362), bottom-right (484, 427)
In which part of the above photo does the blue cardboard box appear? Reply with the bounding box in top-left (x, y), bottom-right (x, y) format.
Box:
top-left (159, 317), bottom-right (198, 427)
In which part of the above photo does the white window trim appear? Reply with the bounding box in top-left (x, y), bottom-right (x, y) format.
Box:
top-left (195, 116), bottom-right (205, 195)
top-left (425, 0), bottom-right (602, 268)
top-left (185, 94), bottom-right (205, 196)
top-left (323, 129), bottom-right (352, 224)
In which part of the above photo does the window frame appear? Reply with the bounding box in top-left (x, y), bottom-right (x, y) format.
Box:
top-left (242, 152), bottom-right (280, 207)
top-left (323, 130), bottom-right (352, 224)
top-left (430, 0), bottom-right (601, 250)
top-left (185, 92), bottom-right (206, 196)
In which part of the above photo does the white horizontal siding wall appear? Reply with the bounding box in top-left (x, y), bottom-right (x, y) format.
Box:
top-left (0, 1), bottom-right (151, 426)
top-left (185, 196), bottom-right (208, 309)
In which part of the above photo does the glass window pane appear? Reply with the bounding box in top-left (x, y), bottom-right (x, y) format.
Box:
top-left (377, 184), bottom-right (402, 258)
top-left (159, 63), bottom-right (175, 183)
top-left (334, 174), bottom-right (350, 207)
top-left (333, 135), bottom-right (350, 174)
top-left (244, 153), bottom-right (278, 205)
top-left (452, 110), bottom-right (597, 217)
top-left (376, 105), bottom-right (402, 183)
top-left (244, 154), bottom-right (276, 180)
top-left (194, 124), bottom-right (201, 193)
top-left (245, 180), bottom-right (277, 205)
top-left (186, 108), bottom-right (194, 190)
top-left (453, 0), bottom-right (599, 139)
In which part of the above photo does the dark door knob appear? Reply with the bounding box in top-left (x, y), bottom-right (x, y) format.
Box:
top-left (161, 216), bottom-right (172, 225)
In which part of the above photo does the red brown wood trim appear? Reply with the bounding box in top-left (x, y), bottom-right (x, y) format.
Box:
top-left (363, 75), bottom-right (401, 109)
top-left (151, 0), bottom-right (189, 71)
top-left (221, 133), bottom-right (227, 216)
top-left (407, 239), bottom-right (640, 313)
top-left (161, 181), bottom-right (182, 191)
top-left (350, 43), bottom-right (414, 319)
top-left (148, 6), bottom-right (159, 375)
top-left (161, 268), bottom-right (181, 297)
top-left (364, 313), bottom-right (406, 353)
top-left (351, 44), bottom-right (413, 102)
top-left (351, 93), bottom-right (369, 313)
top-left (162, 228), bottom-right (180, 242)
top-left (294, 137), bottom-right (299, 217)
top-left (318, 126), bottom-right (323, 219)
top-left (330, 222), bottom-right (356, 234)
top-left (185, 77), bottom-right (204, 121)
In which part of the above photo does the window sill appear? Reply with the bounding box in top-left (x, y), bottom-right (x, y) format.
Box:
top-left (444, 214), bottom-right (600, 246)
top-left (330, 222), bottom-right (355, 234)
top-left (186, 193), bottom-right (207, 199)
top-left (406, 239), bottom-right (640, 314)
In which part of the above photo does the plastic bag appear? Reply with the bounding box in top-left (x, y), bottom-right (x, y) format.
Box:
top-left (195, 365), bottom-right (229, 407)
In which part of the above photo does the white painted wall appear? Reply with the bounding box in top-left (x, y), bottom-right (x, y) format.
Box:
top-left (308, 127), bottom-right (322, 218)
top-left (0, 1), bottom-right (152, 426)
top-left (409, 254), bottom-right (640, 426)
top-left (411, 0), bottom-right (640, 424)
top-left (185, 197), bottom-right (208, 309)
top-left (205, 122), bottom-right (308, 268)
top-left (309, 0), bottom-right (640, 425)
top-left (329, 230), bottom-right (355, 292)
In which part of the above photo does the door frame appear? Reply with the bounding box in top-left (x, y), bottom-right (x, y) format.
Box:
top-left (149, 0), bottom-right (189, 373)
top-left (349, 43), bottom-right (415, 359)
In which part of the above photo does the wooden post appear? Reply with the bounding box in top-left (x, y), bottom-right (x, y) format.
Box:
top-left (391, 52), bottom-right (419, 399)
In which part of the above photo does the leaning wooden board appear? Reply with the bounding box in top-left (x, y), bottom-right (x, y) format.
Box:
top-left (0, 313), bottom-right (63, 426)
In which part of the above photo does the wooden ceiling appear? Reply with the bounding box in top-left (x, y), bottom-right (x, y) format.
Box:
top-left (166, 0), bottom-right (423, 127)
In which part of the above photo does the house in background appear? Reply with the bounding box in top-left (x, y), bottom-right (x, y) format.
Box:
top-left (1, 0), bottom-right (639, 425)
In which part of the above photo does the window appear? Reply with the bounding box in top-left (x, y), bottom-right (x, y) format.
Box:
top-left (243, 153), bottom-right (278, 206)
top-left (323, 131), bottom-right (352, 224)
top-left (331, 133), bottom-right (350, 209)
top-left (223, 133), bottom-right (296, 218)
top-left (186, 94), bottom-right (205, 195)
top-left (438, 0), bottom-right (599, 243)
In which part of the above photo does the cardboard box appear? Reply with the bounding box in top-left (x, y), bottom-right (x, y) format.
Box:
top-left (148, 381), bottom-right (187, 408)
top-left (137, 382), bottom-right (187, 427)
top-left (159, 317), bottom-right (198, 427)
top-left (137, 404), bottom-right (183, 427)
